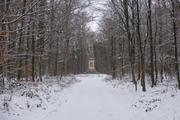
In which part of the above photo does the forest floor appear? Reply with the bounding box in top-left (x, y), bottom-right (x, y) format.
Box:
top-left (0, 74), bottom-right (180, 120)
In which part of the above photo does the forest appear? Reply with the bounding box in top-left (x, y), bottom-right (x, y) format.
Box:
top-left (94, 0), bottom-right (180, 91)
top-left (0, 0), bottom-right (180, 120)
top-left (0, 0), bottom-right (180, 92)
top-left (0, 0), bottom-right (92, 92)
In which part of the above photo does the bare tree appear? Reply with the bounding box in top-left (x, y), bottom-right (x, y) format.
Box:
top-left (171, 0), bottom-right (180, 89)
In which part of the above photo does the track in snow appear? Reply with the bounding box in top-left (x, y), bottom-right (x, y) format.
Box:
top-left (43, 74), bottom-right (130, 120)
top-left (2, 74), bottom-right (180, 120)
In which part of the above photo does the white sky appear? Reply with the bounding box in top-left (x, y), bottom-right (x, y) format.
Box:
top-left (87, 0), bottom-right (108, 31)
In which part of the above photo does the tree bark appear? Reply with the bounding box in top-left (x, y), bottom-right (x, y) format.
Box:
top-left (148, 0), bottom-right (155, 87)
top-left (171, 0), bottom-right (180, 89)
top-left (136, 0), bottom-right (146, 91)
top-left (124, 0), bottom-right (137, 90)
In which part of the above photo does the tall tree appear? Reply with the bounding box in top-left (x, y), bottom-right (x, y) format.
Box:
top-left (171, 0), bottom-right (180, 89)
top-left (136, 0), bottom-right (146, 91)
top-left (123, 0), bottom-right (137, 90)
top-left (148, 0), bottom-right (155, 87)
top-left (17, 0), bottom-right (26, 81)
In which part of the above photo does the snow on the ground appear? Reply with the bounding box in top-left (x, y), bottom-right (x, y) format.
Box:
top-left (0, 74), bottom-right (180, 120)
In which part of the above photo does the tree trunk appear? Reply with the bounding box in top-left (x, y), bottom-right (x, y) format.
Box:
top-left (17, 0), bottom-right (26, 81)
top-left (31, 0), bottom-right (35, 82)
top-left (148, 0), bottom-right (155, 87)
top-left (54, 42), bottom-right (59, 76)
top-left (124, 0), bottom-right (137, 90)
top-left (37, 0), bottom-right (46, 82)
top-left (111, 36), bottom-right (116, 79)
top-left (171, 0), bottom-right (180, 89)
top-left (154, 6), bottom-right (158, 84)
top-left (136, 0), bottom-right (146, 91)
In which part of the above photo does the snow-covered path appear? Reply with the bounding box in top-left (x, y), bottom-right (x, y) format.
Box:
top-left (40, 74), bottom-right (180, 120)
top-left (1, 74), bottom-right (180, 120)
top-left (44, 74), bottom-right (129, 120)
